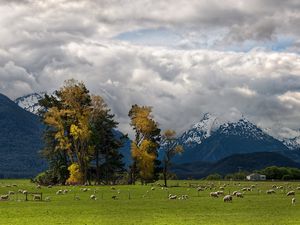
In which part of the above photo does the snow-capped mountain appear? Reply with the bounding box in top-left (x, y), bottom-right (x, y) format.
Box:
top-left (173, 113), bottom-right (291, 163)
top-left (179, 113), bottom-right (221, 146)
top-left (14, 92), bottom-right (45, 114)
top-left (282, 137), bottom-right (300, 150)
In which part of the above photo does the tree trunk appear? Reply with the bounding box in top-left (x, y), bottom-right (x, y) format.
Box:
top-left (95, 149), bottom-right (100, 185)
top-left (163, 162), bottom-right (168, 187)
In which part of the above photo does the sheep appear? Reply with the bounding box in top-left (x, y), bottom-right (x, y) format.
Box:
top-left (90, 195), bottom-right (97, 200)
top-left (8, 191), bottom-right (15, 195)
top-left (292, 198), bottom-right (296, 205)
top-left (18, 189), bottom-right (23, 193)
top-left (151, 187), bottom-right (155, 191)
top-left (33, 195), bottom-right (41, 201)
top-left (63, 189), bottom-right (68, 194)
top-left (22, 190), bottom-right (28, 195)
top-left (287, 191), bottom-right (295, 196)
top-left (223, 195), bottom-right (232, 202)
top-left (81, 188), bottom-right (88, 192)
top-left (232, 191), bottom-right (238, 196)
top-left (236, 192), bottom-right (244, 198)
top-left (45, 196), bottom-right (51, 201)
top-left (210, 192), bottom-right (219, 198)
top-left (56, 190), bottom-right (63, 195)
top-left (0, 195), bottom-right (9, 200)
top-left (296, 187), bottom-right (300, 190)
top-left (197, 187), bottom-right (204, 192)
top-left (266, 189), bottom-right (276, 194)
top-left (217, 191), bottom-right (224, 196)
top-left (168, 194), bottom-right (177, 200)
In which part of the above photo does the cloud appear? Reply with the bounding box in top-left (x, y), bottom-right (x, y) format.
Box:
top-left (1, 1), bottom-right (300, 137)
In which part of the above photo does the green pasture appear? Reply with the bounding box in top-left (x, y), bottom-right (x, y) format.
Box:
top-left (0, 180), bottom-right (299, 225)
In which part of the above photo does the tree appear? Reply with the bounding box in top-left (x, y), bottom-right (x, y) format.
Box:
top-left (43, 79), bottom-right (93, 184)
top-left (128, 105), bottom-right (160, 184)
top-left (161, 129), bottom-right (183, 187)
top-left (90, 95), bottom-right (124, 184)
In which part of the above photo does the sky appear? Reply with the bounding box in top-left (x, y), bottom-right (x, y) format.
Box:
top-left (1, 0), bottom-right (300, 138)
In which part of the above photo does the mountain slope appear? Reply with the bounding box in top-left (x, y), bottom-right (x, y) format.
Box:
top-left (0, 93), bottom-right (45, 178)
top-left (174, 115), bottom-right (290, 163)
top-left (172, 152), bottom-right (300, 179)
top-left (14, 92), bottom-right (45, 114)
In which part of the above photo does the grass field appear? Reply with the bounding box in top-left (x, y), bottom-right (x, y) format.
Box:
top-left (0, 179), bottom-right (299, 225)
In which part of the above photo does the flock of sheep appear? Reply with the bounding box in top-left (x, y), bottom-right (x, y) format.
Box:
top-left (0, 182), bottom-right (299, 206)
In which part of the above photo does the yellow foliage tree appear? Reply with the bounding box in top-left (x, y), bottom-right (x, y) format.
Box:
top-left (129, 105), bottom-right (160, 184)
top-left (66, 163), bottom-right (83, 185)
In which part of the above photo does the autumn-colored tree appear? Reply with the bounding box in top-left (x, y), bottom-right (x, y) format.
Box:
top-left (43, 79), bottom-right (93, 184)
top-left (128, 105), bottom-right (160, 184)
top-left (66, 163), bottom-right (83, 185)
top-left (161, 129), bottom-right (183, 187)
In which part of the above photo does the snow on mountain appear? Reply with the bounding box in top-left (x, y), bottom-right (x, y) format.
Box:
top-left (14, 92), bottom-right (45, 114)
top-left (179, 113), bottom-right (221, 146)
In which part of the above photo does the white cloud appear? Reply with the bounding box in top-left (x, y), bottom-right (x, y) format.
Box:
top-left (1, 1), bottom-right (300, 137)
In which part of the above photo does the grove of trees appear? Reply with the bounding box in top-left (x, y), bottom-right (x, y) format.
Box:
top-left (35, 79), bottom-right (183, 186)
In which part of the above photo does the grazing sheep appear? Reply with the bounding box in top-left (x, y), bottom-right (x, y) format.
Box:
top-left (223, 195), bottom-right (232, 202)
top-left (197, 187), bottom-right (204, 192)
top-left (56, 190), bottom-right (63, 195)
top-left (217, 191), bottom-right (224, 196)
top-left (266, 189), bottom-right (276, 194)
top-left (90, 195), bottom-right (97, 200)
top-left (168, 194), bottom-right (177, 200)
top-left (151, 187), bottom-right (155, 191)
top-left (18, 189), bottom-right (23, 193)
top-left (22, 190), bottom-right (28, 195)
top-left (8, 191), bottom-right (14, 195)
top-left (81, 188), bottom-right (88, 192)
top-left (287, 191), bottom-right (295, 196)
top-left (232, 191), bottom-right (238, 196)
top-left (63, 189), bottom-right (68, 194)
top-left (210, 192), bottom-right (219, 198)
top-left (292, 198), bottom-right (296, 205)
top-left (241, 188), bottom-right (247, 191)
top-left (236, 192), bottom-right (244, 198)
top-left (296, 187), bottom-right (300, 190)
top-left (33, 195), bottom-right (41, 201)
top-left (0, 195), bottom-right (9, 200)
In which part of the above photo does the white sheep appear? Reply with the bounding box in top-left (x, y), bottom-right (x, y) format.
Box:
top-left (90, 195), bottom-right (97, 200)
top-left (22, 190), bottom-right (28, 195)
top-left (217, 191), bottom-right (224, 196)
top-left (292, 198), bottom-right (296, 205)
top-left (266, 189), bottom-right (275, 194)
top-left (168, 194), bottom-right (177, 200)
top-left (287, 191), bottom-right (295, 196)
top-left (63, 189), bottom-right (68, 194)
top-left (33, 195), bottom-right (41, 201)
top-left (151, 187), bottom-right (155, 191)
top-left (223, 195), bottom-right (232, 202)
top-left (236, 192), bottom-right (244, 198)
top-left (8, 191), bottom-right (15, 195)
top-left (210, 192), bottom-right (219, 198)
top-left (56, 190), bottom-right (63, 195)
top-left (0, 195), bottom-right (9, 200)
top-left (232, 191), bottom-right (238, 196)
